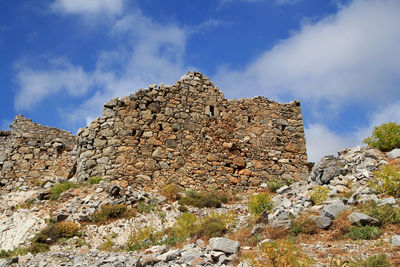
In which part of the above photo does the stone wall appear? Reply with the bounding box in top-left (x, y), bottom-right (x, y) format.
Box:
top-left (76, 72), bottom-right (308, 192)
top-left (0, 115), bottom-right (77, 191)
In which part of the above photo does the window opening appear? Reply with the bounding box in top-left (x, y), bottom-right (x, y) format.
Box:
top-left (209, 105), bottom-right (215, 117)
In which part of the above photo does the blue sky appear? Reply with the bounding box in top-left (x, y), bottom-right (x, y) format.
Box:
top-left (1, 0), bottom-right (400, 162)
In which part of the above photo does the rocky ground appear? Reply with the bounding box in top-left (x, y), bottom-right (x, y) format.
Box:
top-left (1, 146), bottom-right (400, 266)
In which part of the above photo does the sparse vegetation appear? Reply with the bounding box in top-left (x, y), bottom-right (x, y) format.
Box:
top-left (137, 201), bottom-right (158, 213)
top-left (99, 239), bottom-right (115, 251)
top-left (369, 164), bottom-right (400, 196)
top-left (289, 217), bottom-right (319, 236)
top-left (54, 221), bottom-right (80, 238)
top-left (346, 224), bottom-right (381, 240)
top-left (363, 122), bottom-right (400, 152)
top-left (50, 181), bottom-right (80, 200)
top-left (309, 186), bottom-right (330, 205)
top-left (265, 178), bottom-right (286, 193)
top-left (161, 183), bottom-right (182, 201)
top-left (244, 240), bottom-right (313, 267)
top-left (178, 191), bottom-right (228, 208)
top-left (248, 192), bottom-right (273, 215)
top-left (92, 204), bottom-right (135, 223)
top-left (348, 254), bottom-right (392, 267)
top-left (360, 201), bottom-right (400, 225)
top-left (88, 176), bottom-right (103, 185)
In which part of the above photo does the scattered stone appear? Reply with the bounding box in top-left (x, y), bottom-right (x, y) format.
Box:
top-left (347, 212), bottom-right (380, 226)
top-left (320, 201), bottom-right (347, 220)
top-left (387, 149), bottom-right (400, 159)
top-left (391, 235), bottom-right (400, 247)
top-left (208, 237), bottom-right (240, 254)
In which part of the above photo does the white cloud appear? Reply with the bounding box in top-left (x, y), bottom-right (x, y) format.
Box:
top-left (306, 101), bottom-right (400, 162)
top-left (15, 58), bottom-right (93, 110)
top-left (14, 10), bottom-right (188, 129)
top-left (51, 0), bottom-right (124, 16)
top-left (215, 0), bottom-right (400, 111)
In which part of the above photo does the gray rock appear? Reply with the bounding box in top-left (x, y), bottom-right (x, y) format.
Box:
top-left (320, 201), bottom-right (347, 219)
top-left (392, 235), bottom-right (400, 247)
top-left (160, 249), bottom-right (181, 261)
top-left (347, 212), bottom-right (380, 226)
top-left (379, 197), bottom-right (397, 206)
top-left (308, 215), bottom-right (332, 229)
top-left (387, 149), bottom-right (400, 158)
top-left (104, 98), bottom-right (118, 108)
top-left (276, 185), bottom-right (290, 194)
top-left (180, 249), bottom-right (202, 262)
top-left (208, 237), bottom-right (240, 254)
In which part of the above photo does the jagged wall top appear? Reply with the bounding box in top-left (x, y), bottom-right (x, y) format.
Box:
top-left (76, 71), bottom-right (308, 192)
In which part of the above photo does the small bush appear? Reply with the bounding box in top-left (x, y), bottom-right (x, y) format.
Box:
top-left (289, 217), bottom-right (319, 236)
top-left (99, 239), bottom-right (115, 251)
top-left (246, 240), bottom-right (313, 266)
top-left (361, 202), bottom-right (400, 225)
top-left (54, 221), bottom-right (80, 238)
top-left (92, 204), bottom-right (135, 223)
top-left (309, 186), bottom-right (330, 205)
top-left (178, 191), bottom-right (228, 208)
top-left (369, 164), bottom-right (400, 196)
top-left (50, 181), bottom-right (79, 200)
top-left (265, 178), bottom-right (286, 193)
top-left (363, 122), bottom-right (400, 152)
top-left (125, 226), bottom-right (162, 251)
top-left (346, 225), bottom-right (381, 240)
top-left (0, 247), bottom-right (29, 259)
top-left (178, 205), bottom-right (189, 212)
top-left (161, 183), bottom-right (182, 201)
top-left (88, 176), bottom-right (103, 185)
top-left (137, 201), bottom-right (158, 213)
top-left (349, 254), bottom-right (392, 267)
top-left (196, 217), bottom-right (226, 238)
top-left (248, 192), bottom-right (273, 215)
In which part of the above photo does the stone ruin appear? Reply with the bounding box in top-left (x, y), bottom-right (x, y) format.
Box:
top-left (0, 71), bottom-right (309, 193)
top-left (0, 115), bottom-right (76, 191)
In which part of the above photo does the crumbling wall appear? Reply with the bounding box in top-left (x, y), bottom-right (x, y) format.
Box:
top-left (76, 72), bottom-right (308, 192)
top-left (0, 115), bottom-right (77, 191)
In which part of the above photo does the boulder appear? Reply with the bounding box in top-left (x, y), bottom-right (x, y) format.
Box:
top-left (208, 237), bottom-right (240, 254)
top-left (320, 201), bottom-right (347, 219)
top-left (347, 212), bottom-right (380, 226)
top-left (391, 235), bottom-right (400, 247)
top-left (387, 149), bottom-right (400, 159)
top-left (308, 215), bottom-right (332, 229)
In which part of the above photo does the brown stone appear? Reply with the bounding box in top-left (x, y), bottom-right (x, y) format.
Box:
top-left (233, 156), bottom-right (246, 168)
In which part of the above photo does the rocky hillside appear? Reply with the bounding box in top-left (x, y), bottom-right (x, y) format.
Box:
top-left (0, 145), bottom-right (399, 266)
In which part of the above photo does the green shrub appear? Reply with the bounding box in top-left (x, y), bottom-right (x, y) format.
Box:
top-left (346, 225), bottom-right (381, 240)
top-left (54, 221), bottom-right (80, 238)
top-left (369, 164), bottom-right (400, 196)
top-left (161, 183), bottom-right (182, 201)
top-left (363, 122), bottom-right (400, 152)
top-left (99, 239), bottom-right (115, 251)
top-left (196, 217), bottom-right (226, 238)
top-left (50, 181), bottom-right (80, 200)
top-left (309, 186), bottom-right (330, 205)
top-left (265, 178), bottom-right (287, 193)
top-left (248, 192), bottom-right (273, 215)
top-left (289, 217), bottom-right (319, 236)
top-left (178, 205), bottom-right (188, 212)
top-left (125, 226), bottom-right (162, 251)
top-left (178, 191), bottom-right (228, 208)
top-left (92, 204), bottom-right (135, 223)
top-left (245, 240), bottom-right (313, 266)
top-left (88, 176), bottom-right (103, 185)
top-left (349, 254), bottom-right (392, 267)
top-left (361, 202), bottom-right (400, 225)
top-left (137, 201), bottom-right (158, 213)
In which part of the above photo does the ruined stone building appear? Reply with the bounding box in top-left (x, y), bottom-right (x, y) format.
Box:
top-left (0, 72), bottom-right (308, 192)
